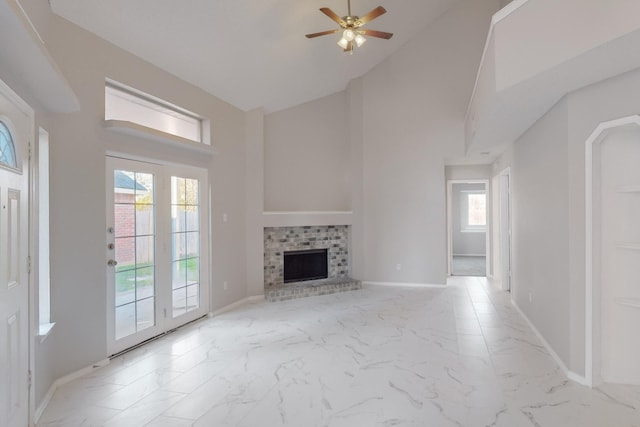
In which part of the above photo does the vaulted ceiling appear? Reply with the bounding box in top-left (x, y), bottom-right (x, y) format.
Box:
top-left (50, 0), bottom-right (463, 113)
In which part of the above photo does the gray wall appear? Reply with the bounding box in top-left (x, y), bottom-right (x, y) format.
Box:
top-left (245, 109), bottom-right (266, 297)
top-left (361, 0), bottom-right (499, 284)
top-left (264, 92), bottom-right (350, 212)
top-left (511, 97), bottom-right (571, 367)
top-left (445, 164), bottom-right (492, 182)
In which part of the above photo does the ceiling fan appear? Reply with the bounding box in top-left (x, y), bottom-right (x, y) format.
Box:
top-left (305, 0), bottom-right (393, 53)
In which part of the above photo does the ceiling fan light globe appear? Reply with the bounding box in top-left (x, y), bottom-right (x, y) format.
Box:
top-left (354, 34), bottom-right (366, 47)
top-left (337, 37), bottom-right (349, 49)
top-left (343, 29), bottom-right (355, 41)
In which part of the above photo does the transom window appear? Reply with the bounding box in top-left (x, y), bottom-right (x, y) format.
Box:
top-left (0, 121), bottom-right (17, 168)
top-left (105, 81), bottom-right (205, 144)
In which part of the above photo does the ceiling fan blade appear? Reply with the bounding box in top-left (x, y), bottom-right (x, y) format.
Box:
top-left (355, 6), bottom-right (386, 26)
top-left (305, 29), bottom-right (340, 38)
top-left (343, 40), bottom-right (354, 52)
top-left (320, 7), bottom-right (346, 27)
top-left (361, 29), bottom-right (394, 40)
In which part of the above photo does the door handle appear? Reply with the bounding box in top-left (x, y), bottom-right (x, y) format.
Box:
top-left (107, 259), bottom-right (118, 267)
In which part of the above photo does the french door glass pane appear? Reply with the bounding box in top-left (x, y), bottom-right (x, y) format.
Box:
top-left (171, 176), bottom-right (200, 318)
top-left (114, 170), bottom-right (156, 340)
top-left (172, 289), bottom-right (187, 318)
top-left (115, 304), bottom-right (135, 340)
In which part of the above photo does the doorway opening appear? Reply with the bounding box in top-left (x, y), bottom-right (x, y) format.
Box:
top-left (447, 180), bottom-right (489, 277)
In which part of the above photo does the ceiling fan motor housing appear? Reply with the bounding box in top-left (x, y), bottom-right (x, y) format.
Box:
top-left (343, 16), bottom-right (357, 28)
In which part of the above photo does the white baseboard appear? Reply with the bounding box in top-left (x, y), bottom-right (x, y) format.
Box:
top-left (208, 295), bottom-right (264, 317)
top-left (363, 281), bottom-right (447, 288)
top-left (511, 301), bottom-right (588, 385)
top-left (452, 254), bottom-right (486, 257)
top-left (35, 358), bottom-right (110, 423)
top-left (567, 370), bottom-right (590, 387)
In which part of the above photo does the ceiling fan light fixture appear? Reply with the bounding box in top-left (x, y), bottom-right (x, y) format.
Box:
top-left (343, 29), bottom-right (356, 41)
top-left (337, 37), bottom-right (349, 49)
top-left (354, 34), bottom-right (366, 47)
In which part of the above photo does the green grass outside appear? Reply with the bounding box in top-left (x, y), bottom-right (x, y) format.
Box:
top-left (115, 258), bottom-right (199, 292)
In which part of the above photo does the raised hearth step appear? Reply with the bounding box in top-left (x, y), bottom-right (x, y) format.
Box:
top-left (266, 278), bottom-right (362, 302)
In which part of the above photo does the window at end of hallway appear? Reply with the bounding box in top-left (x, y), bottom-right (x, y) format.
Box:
top-left (462, 192), bottom-right (486, 232)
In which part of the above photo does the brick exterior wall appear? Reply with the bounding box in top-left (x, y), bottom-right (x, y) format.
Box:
top-left (114, 192), bottom-right (136, 266)
top-left (264, 225), bottom-right (349, 288)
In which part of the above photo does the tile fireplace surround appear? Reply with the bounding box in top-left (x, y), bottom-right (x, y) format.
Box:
top-left (263, 225), bottom-right (361, 301)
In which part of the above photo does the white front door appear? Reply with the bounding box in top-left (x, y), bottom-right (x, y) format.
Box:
top-left (106, 157), bottom-right (209, 355)
top-left (0, 81), bottom-right (32, 427)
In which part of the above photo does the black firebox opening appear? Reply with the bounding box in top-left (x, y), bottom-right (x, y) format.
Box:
top-left (283, 249), bottom-right (328, 283)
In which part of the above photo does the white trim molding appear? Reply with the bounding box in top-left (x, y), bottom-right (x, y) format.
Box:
top-left (208, 295), bottom-right (264, 317)
top-left (35, 358), bottom-right (110, 423)
top-left (584, 114), bottom-right (640, 387)
top-left (512, 300), bottom-right (588, 386)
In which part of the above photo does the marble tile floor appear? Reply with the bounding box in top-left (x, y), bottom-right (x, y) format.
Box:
top-left (38, 277), bottom-right (640, 427)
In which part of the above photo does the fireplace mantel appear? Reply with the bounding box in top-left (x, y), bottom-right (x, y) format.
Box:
top-left (263, 211), bottom-right (352, 228)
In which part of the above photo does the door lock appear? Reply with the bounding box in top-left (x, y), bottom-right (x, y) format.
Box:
top-left (107, 243), bottom-right (115, 250)
top-left (107, 259), bottom-right (118, 267)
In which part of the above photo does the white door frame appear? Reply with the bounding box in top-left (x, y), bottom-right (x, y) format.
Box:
top-left (498, 168), bottom-right (512, 292)
top-left (446, 179), bottom-right (490, 276)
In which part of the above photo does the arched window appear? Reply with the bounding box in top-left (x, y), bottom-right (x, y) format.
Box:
top-left (0, 121), bottom-right (17, 168)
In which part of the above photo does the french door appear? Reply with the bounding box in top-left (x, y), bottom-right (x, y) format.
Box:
top-left (106, 157), bottom-right (209, 355)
